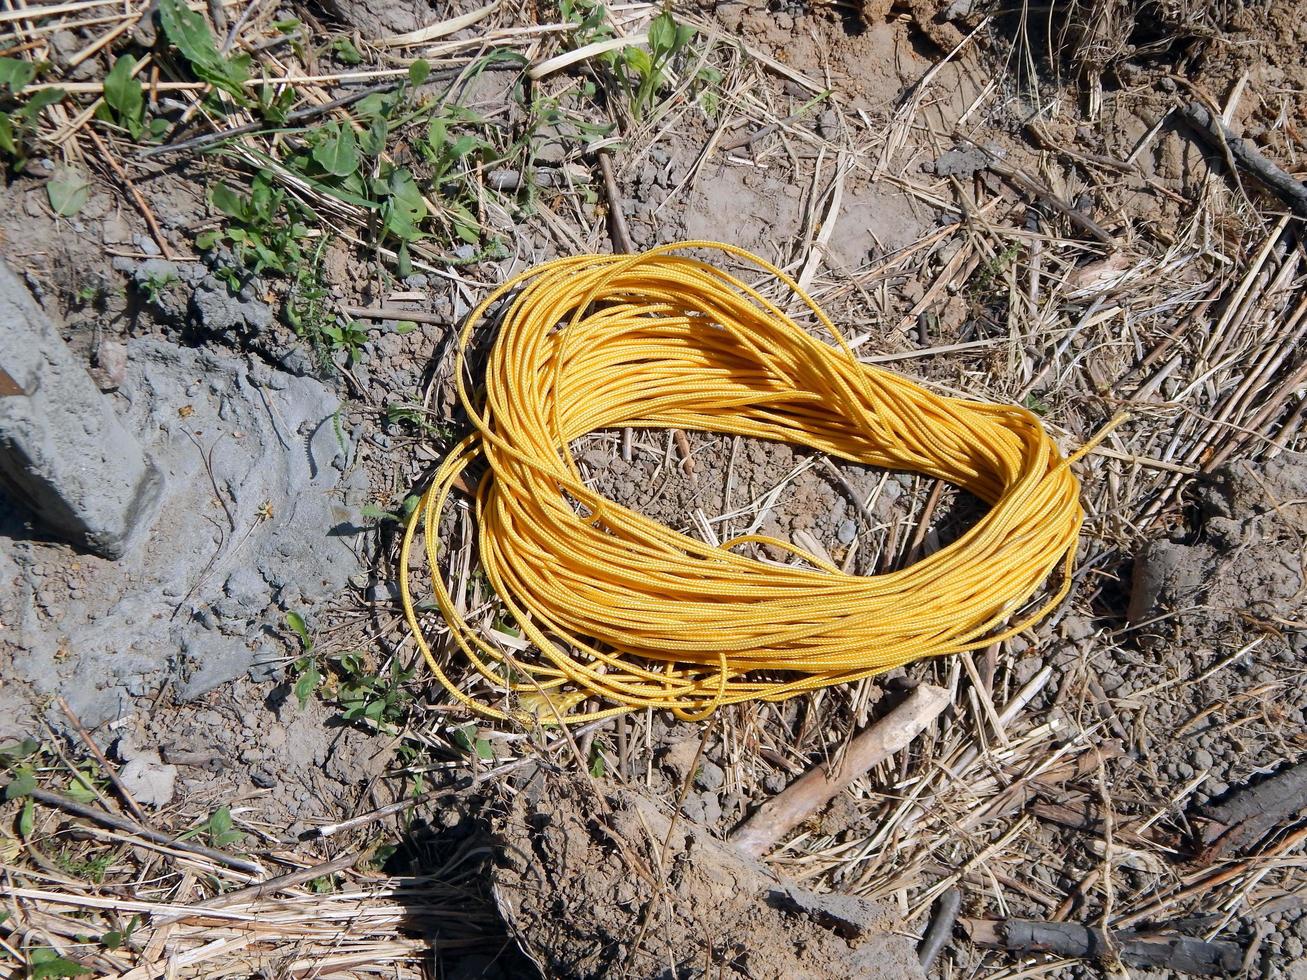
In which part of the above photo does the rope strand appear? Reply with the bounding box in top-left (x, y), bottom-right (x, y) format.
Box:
top-left (400, 242), bottom-right (1083, 724)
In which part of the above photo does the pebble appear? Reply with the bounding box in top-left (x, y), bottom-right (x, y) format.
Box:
top-left (837, 519), bottom-right (857, 545)
top-left (133, 233), bottom-right (161, 256)
top-left (366, 581), bottom-right (402, 604)
top-left (695, 759), bottom-right (725, 792)
top-left (1192, 748), bottom-right (1214, 769)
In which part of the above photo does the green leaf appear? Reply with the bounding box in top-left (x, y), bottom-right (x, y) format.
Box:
top-left (451, 724), bottom-right (476, 753)
top-left (5, 766), bottom-right (35, 800)
top-left (285, 611), bottom-right (312, 652)
top-left (272, 17), bottom-right (300, 32)
top-left (0, 737), bottom-right (38, 765)
top-left (47, 169), bottom-right (91, 217)
top-left (210, 182), bottom-right (248, 220)
top-left (359, 116), bottom-right (387, 156)
top-left (0, 113), bottom-right (14, 156)
top-left (330, 36), bottom-right (363, 66)
top-left (18, 797), bottom-right (34, 836)
top-left (388, 168), bottom-right (425, 215)
top-left (28, 948), bottom-right (90, 978)
top-left (293, 664), bottom-right (321, 710)
top-left (157, 0), bottom-right (250, 100)
top-left (674, 23), bottom-right (696, 50)
top-left (312, 124), bottom-right (359, 177)
top-left (446, 200), bottom-right (479, 245)
top-left (66, 770), bottom-right (98, 804)
top-left (408, 59), bottom-right (430, 86)
top-left (402, 493), bottom-right (420, 515)
top-left (625, 47), bottom-right (653, 78)
top-left (0, 56), bottom-right (34, 93)
top-left (395, 241), bottom-right (412, 277)
top-left (474, 738), bottom-right (493, 761)
top-left (195, 228), bottom-right (220, 250)
top-left (18, 88), bottom-right (65, 121)
top-left (648, 11), bottom-right (675, 55)
top-left (104, 54), bottom-right (144, 137)
top-left (395, 319), bottom-right (417, 335)
top-left (209, 806), bottom-right (236, 841)
top-left (360, 503), bottom-right (397, 522)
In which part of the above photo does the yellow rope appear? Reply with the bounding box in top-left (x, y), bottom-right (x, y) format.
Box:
top-left (400, 242), bottom-right (1083, 724)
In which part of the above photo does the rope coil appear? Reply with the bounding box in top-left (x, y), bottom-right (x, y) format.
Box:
top-left (400, 242), bottom-right (1083, 723)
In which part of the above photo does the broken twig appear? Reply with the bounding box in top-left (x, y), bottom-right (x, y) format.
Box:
top-left (731, 684), bottom-right (950, 857)
top-left (961, 917), bottom-right (1242, 975)
top-left (1178, 102), bottom-right (1307, 219)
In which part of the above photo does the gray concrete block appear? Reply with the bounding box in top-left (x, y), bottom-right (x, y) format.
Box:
top-left (0, 261), bottom-right (162, 558)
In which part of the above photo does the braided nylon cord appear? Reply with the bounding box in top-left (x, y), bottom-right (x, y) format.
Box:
top-left (400, 242), bottom-right (1083, 723)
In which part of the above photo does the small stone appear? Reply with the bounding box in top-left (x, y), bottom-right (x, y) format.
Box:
top-left (94, 339), bottom-right (128, 390)
top-left (133, 233), bottom-right (161, 256)
top-left (837, 519), bottom-right (857, 545)
top-left (252, 770), bottom-right (277, 788)
top-left (101, 212), bottom-right (133, 245)
top-left (366, 580), bottom-right (401, 603)
top-left (119, 753), bottom-right (178, 807)
top-left (695, 759), bottom-right (725, 792)
top-left (1192, 748), bottom-right (1214, 769)
top-left (487, 168), bottom-right (521, 191)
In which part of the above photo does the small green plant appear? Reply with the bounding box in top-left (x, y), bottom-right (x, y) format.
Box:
top-left (196, 171), bottom-right (309, 277)
top-left (100, 916), bottom-right (141, 952)
top-left (319, 318), bottom-right (368, 363)
top-left (622, 10), bottom-right (697, 120)
top-left (24, 947), bottom-right (89, 978)
top-left (157, 0), bottom-right (251, 102)
top-left (139, 270), bottom-right (177, 305)
top-left (329, 36), bottom-right (364, 66)
top-left (46, 167), bottom-right (91, 217)
top-left (0, 58), bottom-right (64, 170)
top-left (98, 54), bottom-right (166, 141)
top-left (179, 806), bottom-right (245, 849)
top-left (451, 724), bottom-right (493, 761)
top-left (360, 493), bottom-right (419, 525)
top-left (285, 611), bottom-right (320, 710)
top-left (337, 656), bottom-right (415, 732)
top-left (1024, 393), bottom-right (1050, 416)
top-left (54, 844), bottom-right (117, 883)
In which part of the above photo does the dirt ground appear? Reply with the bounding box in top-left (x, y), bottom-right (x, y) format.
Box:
top-left (1, 0), bottom-right (1306, 977)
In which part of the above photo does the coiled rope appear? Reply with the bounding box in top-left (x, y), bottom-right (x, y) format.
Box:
top-left (400, 242), bottom-right (1084, 724)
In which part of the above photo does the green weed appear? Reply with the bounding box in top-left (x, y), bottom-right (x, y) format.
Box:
top-left (138, 270), bottom-right (177, 305)
top-left (54, 844), bottom-right (117, 883)
top-left (23, 947), bottom-right (89, 978)
top-left (178, 806), bottom-right (245, 849)
top-left (338, 656), bottom-right (416, 732)
top-left (196, 172), bottom-right (309, 277)
top-left (98, 54), bottom-right (167, 141)
top-left (0, 58), bottom-right (64, 170)
top-left (157, 0), bottom-right (250, 103)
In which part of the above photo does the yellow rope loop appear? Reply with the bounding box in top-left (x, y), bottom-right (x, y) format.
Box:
top-left (400, 242), bottom-right (1085, 724)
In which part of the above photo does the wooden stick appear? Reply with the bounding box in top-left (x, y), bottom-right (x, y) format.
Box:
top-left (341, 305), bottom-right (445, 325)
top-left (919, 886), bottom-right (962, 969)
top-left (56, 697), bottom-right (148, 823)
top-left (30, 789), bottom-right (263, 875)
top-left (85, 127), bottom-right (173, 261)
top-left (153, 851), bottom-right (362, 925)
top-left (962, 917), bottom-right (1242, 974)
top-left (1177, 101), bottom-right (1307, 219)
top-left (730, 683), bottom-right (950, 857)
